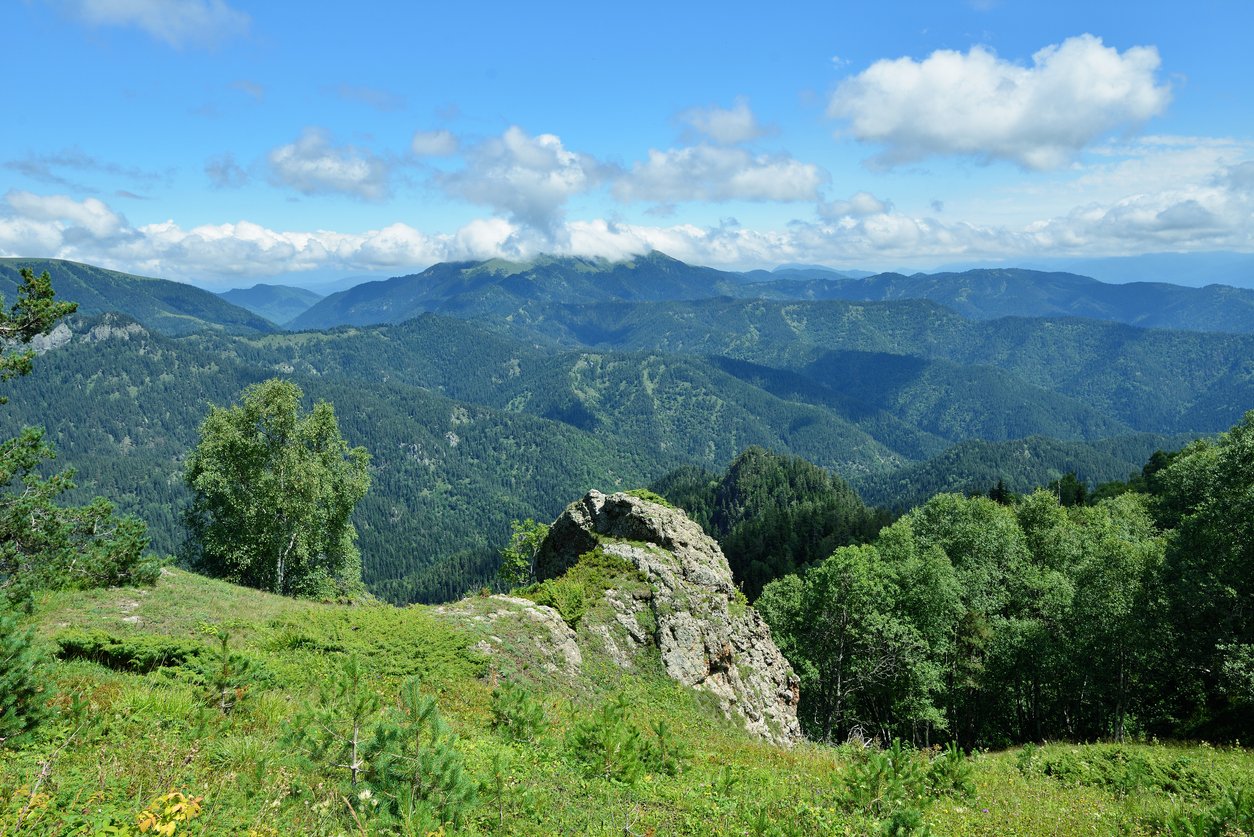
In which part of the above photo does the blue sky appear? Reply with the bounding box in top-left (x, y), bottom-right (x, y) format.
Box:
top-left (3, 0), bottom-right (1252, 286)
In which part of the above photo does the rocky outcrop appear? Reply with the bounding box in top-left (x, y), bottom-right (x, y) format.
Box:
top-left (435, 595), bottom-right (583, 679)
top-left (536, 490), bottom-right (801, 745)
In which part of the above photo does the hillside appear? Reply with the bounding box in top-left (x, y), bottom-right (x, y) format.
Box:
top-left (5, 528), bottom-right (1250, 834)
top-left (11, 304), bottom-right (1220, 604)
top-left (733, 267), bottom-right (1254, 333)
top-left (523, 297), bottom-right (1254, 434)
top-left (217, 282), bottom-right (323, 325)
top-left (8, 256), bottom-right (1254, 606)
top-left (0, 259), bottom-right (278, 336)
top-left (289, 251), bottom-right (746, 329)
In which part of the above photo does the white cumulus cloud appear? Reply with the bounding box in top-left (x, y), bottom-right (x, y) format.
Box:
top-left (615, 146), bottom-right (828, 204)
top-left (438, 126), bottom-right (604, 234)
top-left (819, 191), bottom-right (890, 220)
top-left (54, 0), bottom-right (249, 48)
top-left (267, 128), bottom-right (393, 201)
top-left (4, 190), bottom-right (128, 239)
top-left (830, 34), bottom-right (1171, 169)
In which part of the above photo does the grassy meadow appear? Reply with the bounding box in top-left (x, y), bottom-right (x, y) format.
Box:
top-left (1, 569), bottom-right (1249, 836)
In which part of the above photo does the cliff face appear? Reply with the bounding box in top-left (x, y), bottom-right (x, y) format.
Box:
top-left (535, 490), bottom-right (801, 745)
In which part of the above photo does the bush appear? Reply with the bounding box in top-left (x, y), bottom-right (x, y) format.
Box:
top-left (490, 679), bottom-right (547, 743)
top-left (1163, 785), bottom-right (1254, 836)
top-left (55, 629), bottom-right (203, 673)
top-left (566, 693), bottom-right (647, 784)
top-left (1037, 745), bottom-right (1221, 803)
top-left (521, 547), bottom-right (642, 628)
top-left (531, 577), bottom-right (587, 628)
top-left (643, 718), bottom-right (690, 777)
top-left (0, 610), bottom-right (53, 748)
top-left (624, 489), bottom-right (673, 508)
top-left (925, 743), bottom-right (974, 799)
top-left (842, 740), bottom-right (927, 818)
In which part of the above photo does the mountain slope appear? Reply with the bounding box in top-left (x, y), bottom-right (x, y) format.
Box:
top-left (853, 432), bottom-right (1199, 510)
top-left (217, 283), bottom-right (323, 325)
top-left (735, 267), bottom-right (1254, 333)
top-left (0, 315), bottom-right (655, 603)
top-left (289, 251), bottom-right (745, 329)
top-left (0, 258), bottom-right (278, 336)
top-left (520, 298), bottom-right (1254, 434)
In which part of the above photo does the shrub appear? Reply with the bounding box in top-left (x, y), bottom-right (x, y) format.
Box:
top-left (0, 610), bottom-right (53, 748)
top-left (55, 630), bottom-right (203, 673)
top-left (490, 679), bottom-right (547, 743)
top-left (624, 489), bottom-right (673, 508)
top-left (531, 577), bottom-right (587, 628)
top-left (376, 677), bottom-right (477, 831)
top-left (925, 743), bottom-right (974, 799)
top-left (566, 693), bottom-right (647, 784)
top-left (842, 741), bottom-right (932, 834)
top-left (643, 718), bottom-right (690, 776)
top-left (521, 547), bottom-right (641, 628)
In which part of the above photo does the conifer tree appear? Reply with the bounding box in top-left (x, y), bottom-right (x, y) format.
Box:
top-left (0, 610), bottom-right (52, 748)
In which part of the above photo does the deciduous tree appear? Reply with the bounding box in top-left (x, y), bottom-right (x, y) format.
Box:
top-left (184, 378), bottom-right (371, 598)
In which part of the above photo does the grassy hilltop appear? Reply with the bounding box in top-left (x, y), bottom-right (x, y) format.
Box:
top-left (3, 568), bottom-right (1250, 835)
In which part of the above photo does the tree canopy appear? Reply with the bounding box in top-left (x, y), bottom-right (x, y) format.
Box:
top-left (183, 378), bottom-right (371, 599)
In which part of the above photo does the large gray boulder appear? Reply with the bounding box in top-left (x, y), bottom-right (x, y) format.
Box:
top-left (536, 490), bottom-right (801, 745)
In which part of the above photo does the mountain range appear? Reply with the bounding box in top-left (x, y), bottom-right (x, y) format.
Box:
top-left (287, 251), bottom-right (1254, 335)
top-left (3, 251), bottom-right (1250, 602)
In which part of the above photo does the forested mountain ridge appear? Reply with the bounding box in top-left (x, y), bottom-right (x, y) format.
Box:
top-left (21, 251), bottom-right (1249, 343)
top-left (287, 252), bottom-right (1254, 334)
top-left (0, 258), bottom-right (278, 336)
top-left (733, 267), bottom-right (1254, 333)
top-left (288, 251), bottom-right (750, 329)
top-left (513, 297), bottom-right (1254, 434)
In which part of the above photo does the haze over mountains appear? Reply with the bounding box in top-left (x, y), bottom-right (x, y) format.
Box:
top-left (5, 251), bottom-right (1251, 601)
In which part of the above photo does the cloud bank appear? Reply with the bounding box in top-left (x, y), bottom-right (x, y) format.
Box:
top-left (4, 142), bottom-right (1251, 285)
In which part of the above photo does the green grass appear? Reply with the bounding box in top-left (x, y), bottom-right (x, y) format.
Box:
top-left (4, 570), bottom-right (1251, 835)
